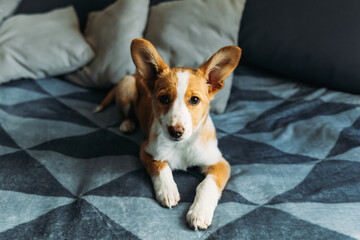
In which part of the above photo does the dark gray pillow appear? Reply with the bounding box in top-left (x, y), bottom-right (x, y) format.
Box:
top-left (238, 0), bottom-right (360, 94)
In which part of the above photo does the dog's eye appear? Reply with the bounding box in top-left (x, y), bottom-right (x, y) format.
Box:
top-left (159, 95), bottom-right (170, 104)
top-left (190, 96), bottom-right (200, 105)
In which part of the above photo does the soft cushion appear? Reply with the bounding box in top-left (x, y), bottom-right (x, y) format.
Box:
top-left (66, 0), bottom-right (149, 88)
top-left (0, 0), bottom-right (21, 24)
top-left (13, 0), bottom-right (116, 31)
top-left (0, 7), bottom-right (94, 84)
top-left (145, 0), bottom-right (246, 114)
top-left (238, 0), bottom-right (360, 94)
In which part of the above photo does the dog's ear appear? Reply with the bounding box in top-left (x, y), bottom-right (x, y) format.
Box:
top-left (198, 46), bottom-right (241, 96)
top-left (131, 38), bottom-right (168, 91)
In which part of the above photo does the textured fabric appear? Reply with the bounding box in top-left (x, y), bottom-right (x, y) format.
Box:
top-left (0, 0), bottom-right (21, 24)
top-left (66, 0), bottom-right (150, 88)
top-left (238, 0), bottom-right (360, 94)
top-left (0, 7), bottom-right (94, 85)
top-left (0, 66), bottom-right (359, 239)
top-left (145, 0), bottom-right (246, 114)
top-left (150, 0), bottom-right (177, 6)
top-left (13, 0), bottom-right (116, 31)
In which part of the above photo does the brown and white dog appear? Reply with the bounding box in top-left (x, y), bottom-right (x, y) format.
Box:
top-left (96, 39), bottom-right (241, 230)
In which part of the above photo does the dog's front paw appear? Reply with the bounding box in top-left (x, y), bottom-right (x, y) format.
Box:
top-left (186, 203), bottom-right (214, 230)
top-left (155, 183), bottom-right (180, 208)
top-left (119, 119), bottom-right (135, 133)
top-left (152, 165), bottom-right (180, 208)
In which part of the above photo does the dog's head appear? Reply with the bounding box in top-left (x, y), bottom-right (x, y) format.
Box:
top-left (131, 39), bottom-right (241, 141)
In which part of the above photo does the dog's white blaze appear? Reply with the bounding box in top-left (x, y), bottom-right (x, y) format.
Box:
top-left (163, 71), bottom-right (193, 139)
top-left (187, 174), bottom-right (220, 230)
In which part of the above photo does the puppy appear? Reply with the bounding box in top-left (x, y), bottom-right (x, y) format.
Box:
top-left (97, 39), bottom-right (241, 230)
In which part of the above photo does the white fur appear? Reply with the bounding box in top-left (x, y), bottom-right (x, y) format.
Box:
top-left (187, 175), bottom-right (220, 230)
top-left (119, 119), bottom-right (135, 133)
top-left (161, 71), bottom-right (193, 140)
top-left (151, 164), bottom-right (180, 208)
top-left (146, 115), bottom-right (221, 170)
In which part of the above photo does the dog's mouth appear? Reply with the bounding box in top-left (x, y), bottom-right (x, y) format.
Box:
top-left (166, 133), bottom-right (185, 142)
top-left (170, 137), bottom-right (182, 142)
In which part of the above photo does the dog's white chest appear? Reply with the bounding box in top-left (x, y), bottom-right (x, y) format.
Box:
top-left (146, 122), bottom-right (222, 170)
top-left (154, 140), bottom-right (200, 170)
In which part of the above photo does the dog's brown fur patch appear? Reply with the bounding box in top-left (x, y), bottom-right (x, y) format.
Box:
top-left (140, 140), bottom-right (168, 177)
top-left (203, 159), bottom-right (231, 192)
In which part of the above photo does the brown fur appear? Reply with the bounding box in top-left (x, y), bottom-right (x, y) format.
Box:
top-left (203, 159), bottom-right (231, 192)
top-left (95, 85), bottom-right (116, 112)
top-left (151, 69), bottom-right (178, 121)
top-left (200, 117), bottom-right (217, 143)
top-left (115, 75), bottom-right (137, 118)
top-left (140, 140), bottom-right (167, 177)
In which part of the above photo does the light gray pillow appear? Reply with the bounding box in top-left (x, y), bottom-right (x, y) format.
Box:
top-left (145, 0), bottom-right (246, 114)
top-left (0, 0), bottom-right (21, 24)
top-left (0, 7), bottom-right (94, 84)
top-left (66, 0), bottom-right (150, 88)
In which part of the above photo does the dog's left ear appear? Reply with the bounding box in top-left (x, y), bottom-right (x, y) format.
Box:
top-left (198, 46), bottom-right (241, 96)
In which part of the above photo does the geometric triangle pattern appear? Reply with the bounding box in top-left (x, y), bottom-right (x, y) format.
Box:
top-left (218, 134), bottom-right (318, 165)
top-left (0, 199), bottom-right (139, 240)
top-left (236, 108), bottom-right (360, 159)
top-left (0, 145), bottom-right (19, 156)
top-left (0, 98), bottom-right (98, 128)
top-left (27, 150), bottom-right (142, 196)
top-left (238, 99), bottom-right (357, 134)
top-left (268, 202), bottom-right (360, 239)
top-left (0, 190), bottom-right (74, 233)
top-left (0, 124), bottom-right (20, 149)
top-left (0, 151), bottom-right (73, 197)
top-left (268, 160), bottom-right (360, 204)
top-left (30, 129), bottom-right (139, 159)
top-left (0, 86), bottom-right (48, 105)
top-left (226, 163), bottom-right (317, 205)
top-left (57, 97), bottom-right (122, 128)
top-left (1, 65), bottom-right (359, 239)
top-left (327, 117), bottom-right (360, 157)
top-left (207, 207), bottom-right (355, 240)
top-left (0, 109), bottom-right (97, 149)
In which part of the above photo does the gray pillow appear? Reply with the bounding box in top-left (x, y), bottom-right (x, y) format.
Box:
top-left (0, 0), bottom-right (21, 24)
top-left (0, 7), bottom-right (94, 84)
top-left (66, 0), bottom-right (150, 88)
top-left (145, 0), bottom-right (246, 114)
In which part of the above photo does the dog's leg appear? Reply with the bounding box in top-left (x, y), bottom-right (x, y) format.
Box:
top-left (116, 75), bottom-right (137, 133)
top-left (187, 158), bottom-right (230, 230)
top-left (140, 142), bottom-right (180, 208)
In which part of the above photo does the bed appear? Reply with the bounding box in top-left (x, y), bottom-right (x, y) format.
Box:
top-left (1, 65), bottom-right (359, 239)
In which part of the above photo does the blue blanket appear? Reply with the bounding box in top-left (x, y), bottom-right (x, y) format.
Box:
top-left (0, 66), bottom-right (359, 239)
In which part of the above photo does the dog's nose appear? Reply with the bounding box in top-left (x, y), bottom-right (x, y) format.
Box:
top-left (168, 125), bottom-right (184, 139)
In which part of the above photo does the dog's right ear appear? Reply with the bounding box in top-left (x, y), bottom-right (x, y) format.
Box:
top-left (131, 38), bottom-right (168, 91)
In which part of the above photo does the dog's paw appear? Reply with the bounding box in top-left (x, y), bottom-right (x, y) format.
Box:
top-left (119, 119), bottom-right (135, 133)
top-left (155, 183), bottom-right (180, 208)
top-left (186, 204), bottom-right (213, 230)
